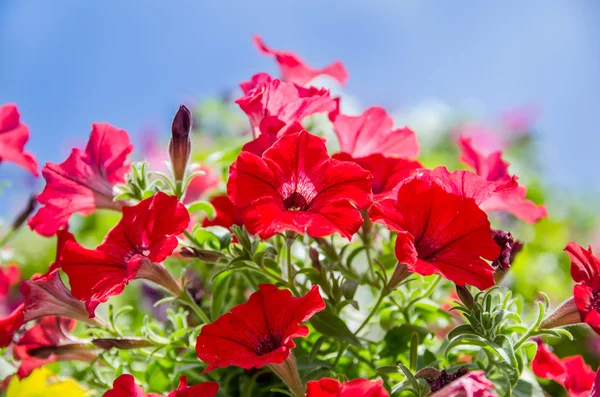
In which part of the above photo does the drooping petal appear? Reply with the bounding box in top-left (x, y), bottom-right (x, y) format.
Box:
top-left (306, 378), bottom-right (389, 397)
top-left (196, 284), bottom-right (325, 372)
top-left (565, 242), bottom-right (600, 285)
top-left (253, 35), bottom-right (348, 86)
top-left (28, 123), bottom-right (133, 236)
top-left (459, 137), bottom-right (509, 181)
top-left (332, 106), bottom-right (418, 159)
top-left (0, 104), bottom-right (39, 176)
top-left (0, 304), bottom-right (24, 347)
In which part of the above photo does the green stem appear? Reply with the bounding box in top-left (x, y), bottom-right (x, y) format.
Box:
top-left (179, 291), bottom-right (211, 324)
top-left (183, 230), bottom-right (203, 249)
top-left (332, 342), bottom-right (348, 368)
top-left (355, 288), bottom-right (389, 336)
top-left (285, 238), bottom-right (301, 296)
top-left (0, 228), bottom-right (15, 248)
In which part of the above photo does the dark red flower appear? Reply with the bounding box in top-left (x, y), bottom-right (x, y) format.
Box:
top-left (13, 317), bottom-right (94, 379)
top-left (331, 106), bottom-right (418, 159)
top-left (428, 370), bottom-right (496, 397)
top-left (228, 130), bottom-right (373, 239)
top-left (370, 177), bottom-right (500, 290)
top-left (532, 341), bottom-right (595, 397)
top-left (306, 378), bottom-right (389, 397)
top-left (333, 153), bottom-right (421, 200)
top-left (0, 104), bottom-right (38, 176)
top-left (253, 35), bottom-right (348, 86)
top-left (61, 192), bottom-right (189, 316)
top-left (202, 195), bottom-right (244, 230)
top-left (0, 304), bottom-right (24, 347)
top-left (458, 137), bottom-right (547, 223)
top-left (564, 242), bottom-right (600, 333)
top-left (196, 284), bottom-right (325, 372)
top-left (28, 123), bottom-right (133, 236)
top-left (236, 73), bottom-right (337, 138)
top-left (104, 374), bottom-right (218, 397)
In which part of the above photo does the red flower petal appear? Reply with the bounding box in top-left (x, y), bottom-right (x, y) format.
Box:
top-left (104, 374), bottom-right (218, 397)
top-left (531, 341), bottom-right (567, 384)
top-left (242, 117), bottom-right (304, 157)
top-left (0, 304), bottom-right (24, 348)
top-left (565, 242), bottom-right (600, 285)
top-left (202, 195), bottom-right (245, 230)
top-left (61, 192), bottom-right (189, 316)
top-left (0, 264), bottom-right (20, 298)
top-left (0, 104), bottom-right (39, 176)
top-left (28, 123), bottom-right (133, 236)
top-left (196, 284), bottom-right (325, 372)
top-left (332, 106), bottom-right (418, 159)
top-left (236, 74), bottom-right (337, 138)
top-left (253, 35), bottom-right (348, 86)
top-left (228, 130), bottom-right (372, 239)
top-left (167, 376), bottom-right (219, 397)
top-left (104, 374), bottom-right (146, 397)
top-left (306, 378), bottom-right (389, 397)
top-left (370, 178), bottom-right (499, 290)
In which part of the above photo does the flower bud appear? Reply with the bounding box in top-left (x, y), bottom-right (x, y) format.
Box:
top-left (92, 337), bottom-right (154, 350)
top-left (456, 285), bottom-right (474, 310)
top-left (169, 105), bottom-right (192, 182)
top-left (386, 262), bottom-right (411, 290)
top-left (540, 297), bottom-right (582, 330)
top-left (180, 246), bottom-right (225, 263)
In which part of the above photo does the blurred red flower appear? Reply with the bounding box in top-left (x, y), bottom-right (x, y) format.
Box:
top-left (0, 104), bottom-right (38, 176)
top-left (196, 284), bottom-right (324, 372)
top-left (306, 378), bottom-right (389, 397)
top-left (202, 195), bottom-right (244, 230)
top-left (228, 130), bottom-right (372, 239)
top-left (28, 123), bottom-right (133, 236)
top-left (104, 374), bottom-right (218, 397)
top-left (565, 242), bottom-right (600, 333)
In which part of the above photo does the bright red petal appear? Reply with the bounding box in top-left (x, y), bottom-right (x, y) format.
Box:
top-left (459, 137), bottom-right (509, 181)
top-left (253, 35), bottom-right (348, 86)
top-left (0, 304), bottom-right (24, 347)
top-left (531, 341), bottom-right (567, 386)
top-left (332, 106), bottom-right (418, 159)
top-left (104, 374), bottom-right (146, 397)
top-left (28, 123), bottom-right (133, 236)
top-left (196, 284), bottom-right (325, 372)
top-left (565, 242), bottom-right (600, 285)
top-left (306, 378), bottom-right (389, 397)
top-left (202, 195), bottom-right (245, 230)
top-left (168, 376), bottom-right (218, 397)
top-left (0, 104), bottom-right (38, 176)
top-left (563, 356), bottom-right (595, 397)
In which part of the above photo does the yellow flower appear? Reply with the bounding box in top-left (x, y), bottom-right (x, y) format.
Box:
top-left (6, 368), bottom-right (86, 397)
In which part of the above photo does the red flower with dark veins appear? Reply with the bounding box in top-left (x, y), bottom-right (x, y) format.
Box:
top-left (306, 378), bottom-right (389, 397)
top-left (333, 153), bottom-right (421, 200)
top-left (228, 130), bottom-right (373, 239)
top-left (61, 192), bottom-right (189, 317)
top-left (458, 137), bottom-right (547, 223)
top-left (196, 284), bottom-right (325, 372)
top-left (202, 195), bottom-right (244, 230)
top-left (104, 374), bottom-right (218, 397)
top-left (370, 177), bottom-right (500, 290)
top-left (565, 242), bottom-right (600, 333)
top-left (0, 104), bottom-right (38, 176)
top-left (28, 123), bottom-right (133, 236)
top-left (236, 73), bottom-right (337, 138)
top-left (13, 317), bottom-right (95, 379)
top-left (253, 35), bottom-right (348, 86)
top-left (532, 341), bottom-right (595, 397)
top-left (331, 106), bottom-right (418, 159)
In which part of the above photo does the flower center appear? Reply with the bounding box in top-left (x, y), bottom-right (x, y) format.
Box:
top-left (253, 334), bottom-right (283, 356)
top-left (592, 291), bottom-right (600, 312)
top-left (283, 192), bottom-right (309, 211)
top-left (427, 367), bottom-right (469, 392)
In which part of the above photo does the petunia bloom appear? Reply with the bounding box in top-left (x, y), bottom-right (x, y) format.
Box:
top-left (428, 369), bottom-right (497, 397)
top-left (103, 374), bottom-right (218, 397)
top-left (370, 177), bottom-right (500, 290)
top-left (236, 73), bottom-right (337, 138)
top-left (333, 153), bottom-right (421, 200)
top-left (564, 242), bottom-right (600, 333)
top-left (458, 137), bottom-right (547, 223)
top-left (61, 192), bottom-right (190, 316)
top-left (331, 106), bottom-right (418, 159)
top-left (227, 130), bottom-right (373, 239)
top-left (306, 378), bottom-right (389, 397)
top-left (196, 284), bottom-right (325, 372)
top-left (0, 104), bottom-right (38, 176)
top-left (531, 341), bottom-right (595, 397)
top-left (28, 123), bottom-right (133, 236)
top-left (253, 35), bottom-right (348, 86)
top-left (202, 195), bottom-right (244, 231)
top-left (13, 317), bottom-right (95, 379)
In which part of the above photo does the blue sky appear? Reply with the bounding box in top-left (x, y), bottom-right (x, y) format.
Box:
top-left (1, 1), bottom-right (599, 202)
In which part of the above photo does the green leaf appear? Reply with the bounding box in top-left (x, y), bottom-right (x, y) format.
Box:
top-left (211, 272), bottom-right (232, 320)
top-left (447, 324), bottom-right (475, 340)
top-left (341, 279), bottom-right (359, 300)
top-left (187, 200), bottom-right (216, 220)
top-left (381, 325), bottom-right (432, 358)
top-left (310, 310), bottom-right (362, 347)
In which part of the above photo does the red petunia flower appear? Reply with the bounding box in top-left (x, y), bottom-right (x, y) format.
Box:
top-left (331, 106), bottom-right (418, 159)
top-left (370, 177), bottom-right (500, 290)
top-left (28, 123), bottom-right (133, 236)
top-left (333, 153), bottom-right (421, 200)
top-left (236, 73), bottom-right (337, 138)
top-left (104, 374), bottom-right (219, 397)
top-left (564, 242), bottom-right (600, 333)
top-left (458, 137), bottom-right (547, 223)
top-left (13, 317), bottom-right (95, 379)
top-left (196, 284), bottom-right (325, 372)
top-left (202, 195), bottom-right (244, 230)
top-left (0, 304), bottom-right (24, 348)
top-left (532, 341), bottom-right (595, 397)
top-left (227, 130), bottom-right (373, 239)
top-left (253, 35), bottom-right (348, 86)
top-left (0, 104), bottom-right (39, 176)
top-left (306, 378), bottom-right (389, 397)
top-left (428, 370), bottom-right (497, 397)
top-left (61, 192), bottom-right (190, 317)
top-left (242, 117), bottom-right (304, 157)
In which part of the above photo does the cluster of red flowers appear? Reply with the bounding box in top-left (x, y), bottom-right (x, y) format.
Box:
top-left (0, 35), bottom-right (596, 397)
